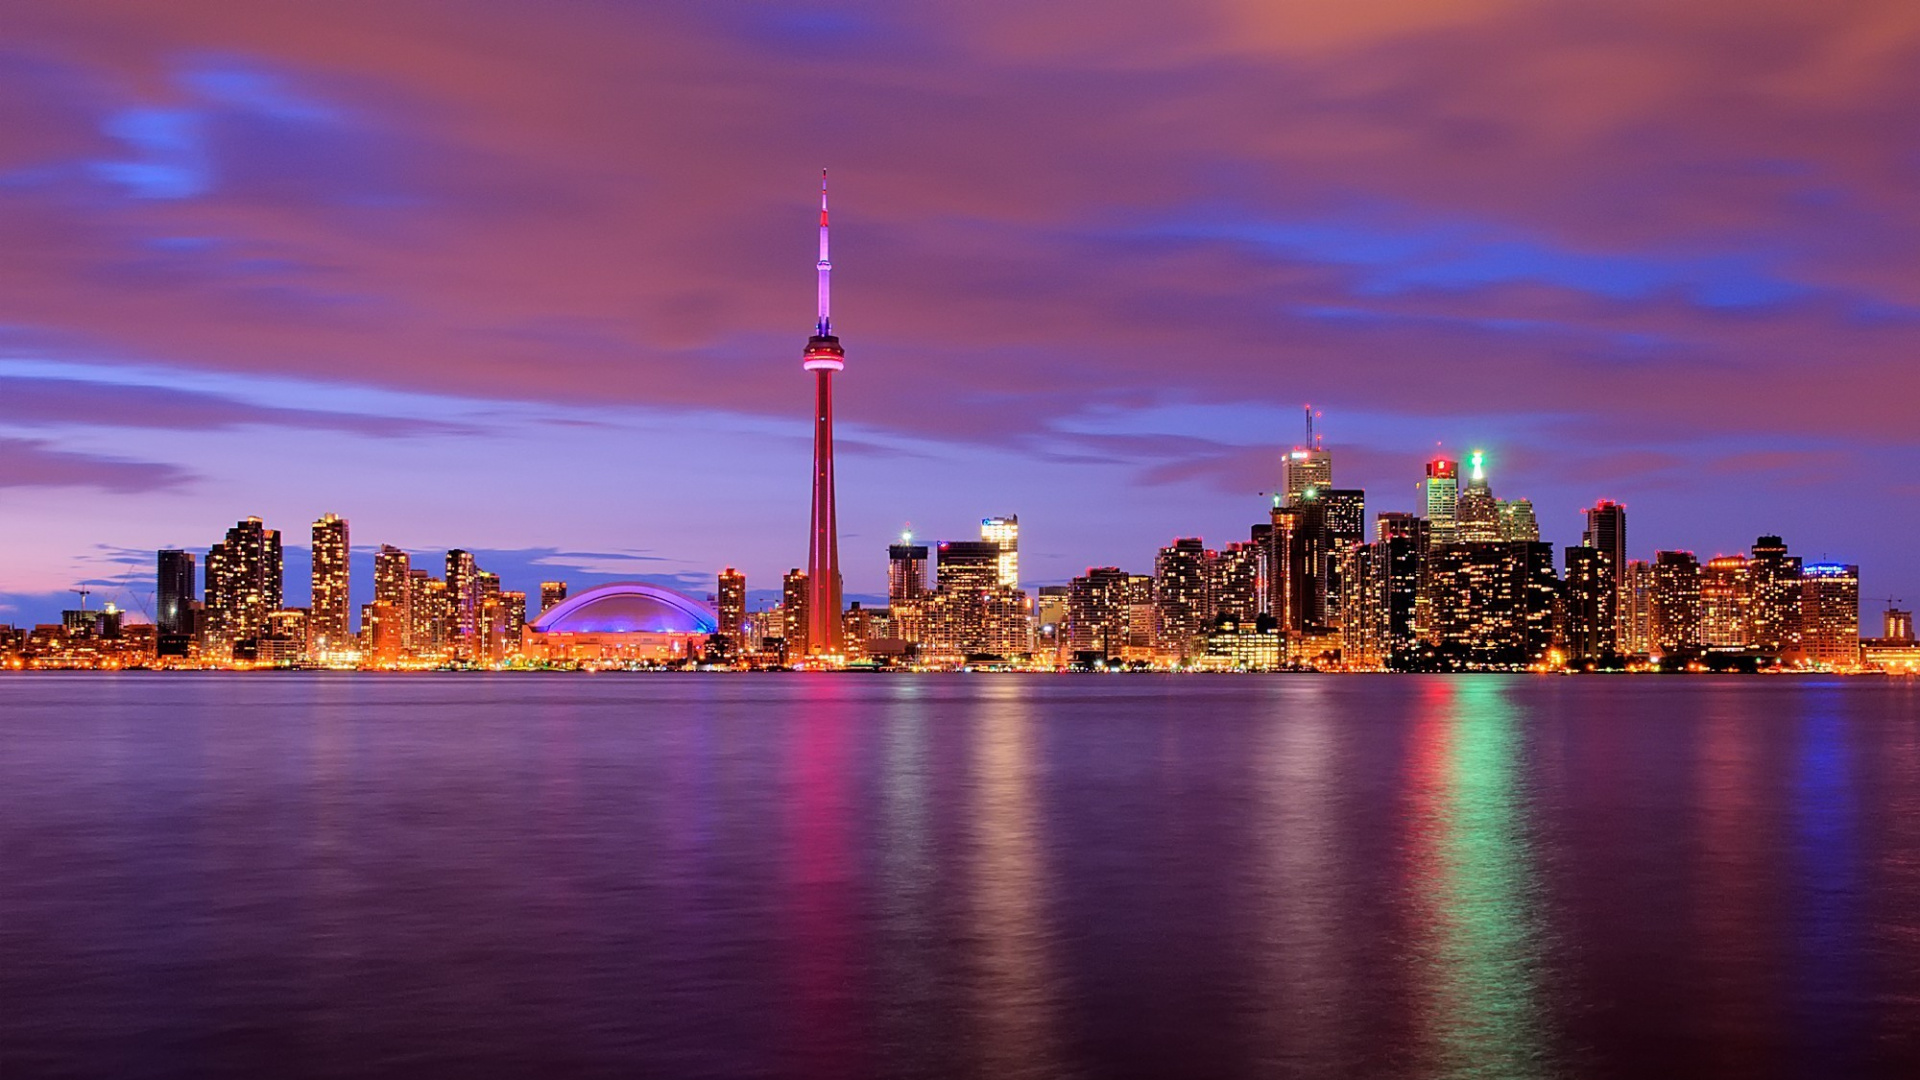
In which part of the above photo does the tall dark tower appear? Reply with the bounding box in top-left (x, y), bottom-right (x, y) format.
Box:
top-left (803, 171), bottom-right (845, 656)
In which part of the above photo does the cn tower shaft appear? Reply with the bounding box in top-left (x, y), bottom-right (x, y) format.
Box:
top-left (801, 171), bottom-right (844, 656)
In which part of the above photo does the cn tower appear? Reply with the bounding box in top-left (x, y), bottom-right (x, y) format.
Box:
top-left (802, 171), bottom-right (844, 656)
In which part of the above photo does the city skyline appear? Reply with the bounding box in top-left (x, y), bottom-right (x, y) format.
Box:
top-left (2, 2), bottom-right (1917, 626)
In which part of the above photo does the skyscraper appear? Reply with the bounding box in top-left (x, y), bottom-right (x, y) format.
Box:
top-left (1700, 555), bottom-right (1752, 650)
top-left (1423, 458), bottom-right (1459, 545)
top-left (373, 545), bottom-right (412, 654)
top-left (981, 516), bottom-right (1019, 588)
top-left (310, 514), bottom-right (350, 656)
top-left (1798, 564), bottom-right (1860, 668)
top-left (539, 581), bottom-right (569, 615)
top-left (1563, 545), bottom-right (1616, 664)
top-left (802, 171), bottom-right (845, 657)
top-left (1650, 550), bottom-right (1703, 657)
top-left (446, 550), bottom-right (479, 659)
top-left (717, 568), bottom-right (746, 639)
top-left (1282, 406), bottom-right (1332, 505)
top-left (156, 549), bottom-right (196, 638)
top-left (204, 517), bottom-right (282, 654)
top-left (1455, 451), bottom-right (1501, 543)
top-left (1583, 500), bottom-right (1628, 649)
top-left (1154, 538), bottom-right (1210, 660)
top-left (1748, 535), bottom-right (1801, 658)
top-left (887, 538), bottom-right (929, 646)
top-left (782, 568), bottom-right (810, 657)
top-left (1498, 498), bottom-right (1539, 542)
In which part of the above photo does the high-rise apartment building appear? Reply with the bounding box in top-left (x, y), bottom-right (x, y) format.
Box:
top-left (1621, 560), bottom-right (1654, 655)
top-left (888, 542), bottom-right (928, 604)
top-left (1650, 551), bottom-right (1703, 657)
top-left (1208, 541), bottom-right (1263, 626)
top-left (310, 514), bottom-right (350, 656)
top-left (1066, 567), bottom-right (1132, 660)
top-left (156, 549), bottom-right (197, 641)
top-left (409, 570), bottom-right (446, 659)
top-left (539, 581), bottom-right (569, 615)
top-left (1562, 545), bottom-right (1616, 663)
top-left (1154, 538), bottom-right (1210, 660)
top-left (980, 516), bottom-right (1019, 588)
top-left (1423, 458), bottom-right (1460, 545)
top-left (373, 545), bottom-right (412, 654)
top-left (1374, 512), bottom-right (1427, 668)
top-left (1747, 536), bottom-right (1802, 658)
top-left (1798, 564), bottom-right (1860, 668)
top-left (445, 550), bottom-right (479, 659)
top-left (204, 517), bottom-right (282, 654)
top-left (1583, 501), bottom-right (1628, 651)
top-left (717, 568), bottom-right (746, 640)
top-left (781, 569), bottom-right (809, 656)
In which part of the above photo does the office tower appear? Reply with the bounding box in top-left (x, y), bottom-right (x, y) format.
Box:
top-left (717, 569), bottom-right (746, 639)
top-left (1563, 546), bottom-right (1616, 663)
top-left (539, 581), bottom-right (569, 615)
top-left (310, 514), bottom-right (350, 656)
top-left (1650, 551), bottom-right (1703, 657)
top-left (782, 569), bottom-right (809, 656)
top-left (1427, 540), bottom-right (1559, 667)
top-left (1208, 541), bottom-right (1263, 625)
top-left (1747, 535), bottom-right (1802, 658)
top-left (981, 516), bottom-right (1019, 588)
top-left (1888, 609), bottom-right (1915, 642)
top-left (372, 546), bottom-right (412, 654)
top-left (203, 516), bottom-right (282, 653)
top-left (1582, 501), bottom-right (1628, 648)
top-left (801, 172), bottom-right (845, 657)
top-left (1123, 574), bottom-right (1157, 656)
top-left (1620, 560), bottom-right (1653, 655)
top-left (1066, 567), bottom-right (1131, 660)
top-left (1455, 451), bottom-right (1501, 543)
top-left (1423, 458), bottom-right (1459, 545)
top-left (1035, 585), bottom-right (1070, 659)
top-left (446, 550), bottom-right (479, 658)
top-left (1700, 556), bottom-right (1752, 650)
top-left (1266, 502), bottom-right (1318, 632)
top-left (1498, 499), bottom-right (1539, 543)
top-left (1154, 538), bottom-right (1210, 660)
top-left (1308, 487), bottom-right (1365, 629)
top-left (156, 549), bottom-right (196, 639)
top-left (1374, 512), bottom-right (1427, 669)
top-left (1798, 564), bottom-right (1860, 668)
top-left (1284, 449), bottom-right (1333, 505)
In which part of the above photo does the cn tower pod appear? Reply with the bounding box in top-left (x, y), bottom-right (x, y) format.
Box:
top-left (803, 333), bottom-right (844, 371)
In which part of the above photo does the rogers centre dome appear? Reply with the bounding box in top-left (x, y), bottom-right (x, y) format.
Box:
top-left (524, 582), bottom-right (716, 662)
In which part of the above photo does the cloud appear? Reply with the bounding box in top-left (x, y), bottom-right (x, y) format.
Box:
top-left (0, 436), bottom-right (191, 492)
top-left (0, 374), bottom-right (473, 437)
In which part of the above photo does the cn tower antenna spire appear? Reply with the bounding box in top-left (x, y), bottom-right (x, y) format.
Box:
top-left (817, 169), bottom-right (831, 337)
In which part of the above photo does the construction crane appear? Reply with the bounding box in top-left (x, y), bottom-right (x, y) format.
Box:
top-left (70, 587), bottom-right (92, 611)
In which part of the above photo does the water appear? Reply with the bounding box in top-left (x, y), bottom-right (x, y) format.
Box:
top-left (4, 674), bottom-right (1920, 1079)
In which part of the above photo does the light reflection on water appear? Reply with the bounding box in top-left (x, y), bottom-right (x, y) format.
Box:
top-left (2, 673), bottom-right (1919, 1079)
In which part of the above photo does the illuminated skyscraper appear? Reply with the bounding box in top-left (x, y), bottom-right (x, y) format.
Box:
top-left (1583, 501), bottom-right (1628, 649)
top-left (1498, 498), bottom-right (1538, 542)
top-left (446, 550), bottom-right (479, 659)
top-left (1747, 535), bottom-right (1801, 658)
top-left (1154, 538), bottom-right (1210, 660)
top-left (1282, 406), bottom-right (1332, 506)
top-left (1650, 550), bottom-right (1703, 657)
top-left (717, 568), bottom-right (746, 640)
top-left (1373, 512), bottom-right (1427, 668)
top-left (1700, 555), bottom-right (1752, 650)
top-left (981, 516), bottom-right (1019, 588)
top-left (1066, 567), bottom-right (1132, 661)
top-left (802, 171), bottom-right (845, 657)
top-left (310, 514), bottom-right (350, 655)
top-left (539, 581), bottom-right (568, 615)
top-left (1455, 451), bottom-right (1501, 543)
top-left (1798, 563), bottom-right (1860, 668)
top-left (373, 545), bottom-right (412, 654)
top-left (1423, 458), bottom-right (1459, 544)
top-left (887, 538), bottom-right (929, 646)
top-left (1563, 545), bottom-right (1616, 663)
top-left (410, 571), bottom-right (448, 659)
top-left (782, 568), bottom-right (810, 656)
top-left (1208, 541), bottom-right (1263, 626)
top-left (204, 517), bottom-right (282, 654)
top-left (1315, 488), bottom-right (1365, 627)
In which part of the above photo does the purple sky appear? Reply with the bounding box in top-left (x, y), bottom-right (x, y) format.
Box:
top-left (2, 1), bottom-right (1916, 625)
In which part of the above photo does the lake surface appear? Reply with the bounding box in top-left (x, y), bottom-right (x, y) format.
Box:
top-left (4, 674), bottom-right (1920, 1078)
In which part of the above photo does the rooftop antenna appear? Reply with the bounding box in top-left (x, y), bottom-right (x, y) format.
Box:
top-left (1304, 404), bottom-right (1313, 449)
top-left (816, 169), bottom-right (831, 338)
